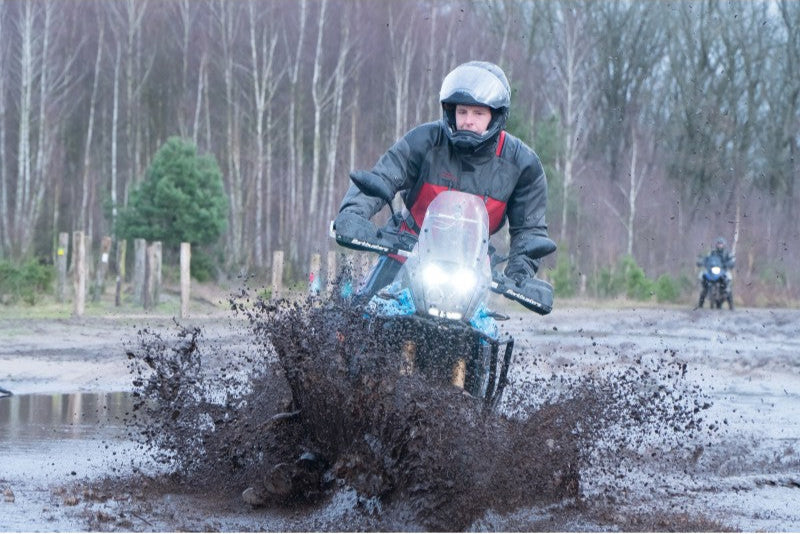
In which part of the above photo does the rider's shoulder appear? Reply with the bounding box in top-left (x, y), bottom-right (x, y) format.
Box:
top-left (404, 121), bottom-right (445, 145)
top-left (499, 131), bottom-right (543, 170)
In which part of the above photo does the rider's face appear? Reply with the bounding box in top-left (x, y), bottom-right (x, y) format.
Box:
top-left (455, 104), bottom-right (492, 134)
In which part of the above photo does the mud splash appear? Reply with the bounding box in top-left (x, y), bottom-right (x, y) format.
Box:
top-left (125, 290), bottom-right (716, 531)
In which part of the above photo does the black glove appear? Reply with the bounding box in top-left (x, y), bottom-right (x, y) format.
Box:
top-left (504, 254), bottom-right (536, 284)
top-left (334, 211), bottom-right (379, 242)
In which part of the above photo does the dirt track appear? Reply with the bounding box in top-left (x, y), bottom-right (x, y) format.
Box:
top-left (1, 304), bottom-right (799, 531)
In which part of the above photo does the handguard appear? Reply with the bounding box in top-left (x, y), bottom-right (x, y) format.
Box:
top-left (491, 273), bottom-right (553, 315)
top-left (329, 219), bottom-right (412, 258)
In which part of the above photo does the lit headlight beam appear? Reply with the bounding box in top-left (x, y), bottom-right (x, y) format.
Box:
top-left (422, 264), bottom-right (477, 294)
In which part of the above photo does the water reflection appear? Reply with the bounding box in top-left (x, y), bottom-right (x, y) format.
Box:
top-left (0, 391), bottom-right (157, 487)
top-left (0, 391), bottom-right (135, 441)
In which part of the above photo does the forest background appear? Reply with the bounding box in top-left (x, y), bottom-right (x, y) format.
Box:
top-left (1, 0), bottom-right (798, 307)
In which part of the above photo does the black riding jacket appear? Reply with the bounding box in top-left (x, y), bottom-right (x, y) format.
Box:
top-left (706, 249), bottom-right (736, 270)
top-left (338, 120), bottom-right (549, 271)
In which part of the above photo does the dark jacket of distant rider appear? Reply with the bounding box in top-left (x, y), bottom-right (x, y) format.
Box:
top-left (698, 237), bottom-right (736, 271)
top-left (334, 60), bottom-right (550, 297)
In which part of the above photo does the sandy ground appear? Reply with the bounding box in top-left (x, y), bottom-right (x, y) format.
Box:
top-left (1, 303), bottom-right (799, 531)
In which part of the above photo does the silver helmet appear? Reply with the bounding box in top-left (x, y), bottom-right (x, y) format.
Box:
top-left (440, 61), bottom-right (511, 151)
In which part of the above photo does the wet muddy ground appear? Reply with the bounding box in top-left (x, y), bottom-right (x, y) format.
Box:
top-left (1, 300), bottom-right (799, 532)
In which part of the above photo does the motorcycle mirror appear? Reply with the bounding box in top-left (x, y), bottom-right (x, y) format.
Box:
top-left (350, 170), bottom-right (394, 204)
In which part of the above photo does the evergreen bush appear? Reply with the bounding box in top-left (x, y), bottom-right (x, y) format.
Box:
top-left (116, 137), bottom-right (228, 279)
top-left (0, 259), bottom-right (54, 305)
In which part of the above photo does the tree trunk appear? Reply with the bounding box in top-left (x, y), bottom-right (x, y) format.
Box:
top-left (0, 1), bottom-right (8, 255)
top-left (308, 0), bottom-right (329, 261)
top-left (284, 0), bottom-right (307, 266)
top-left (324, 10), bottom-right (357, 234)
top-left (111, 45), bottom-right (121, 244)
top-left (247, 2), bottom-right (281, 268)
top-left (80, 20), bottom-right (104, 232)
top-left (15, 1), bottom-right (34, 257)
top-left (388, 5), bottom-right (416, 141)
top-left (215, 2), bottom-right (244, 268)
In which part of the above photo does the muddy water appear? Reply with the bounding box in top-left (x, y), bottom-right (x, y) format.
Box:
top-left (0, 391), bottom-right (155, 531)
top-left (2, 303), bottom-right (799, 531)
top-left (116, 296), bottom-right (747, 531)
top-left (517, 306), bottom-right (800, 532)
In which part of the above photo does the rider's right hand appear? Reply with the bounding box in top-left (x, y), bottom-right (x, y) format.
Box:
top-left (333, 211), bottom-right (379, 242)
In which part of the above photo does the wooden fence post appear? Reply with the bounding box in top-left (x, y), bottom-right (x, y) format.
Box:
top-left (72, 231), bottom-right (86, 317)
top-left (133, 238), bottom-right (146, 305)
top-left (115, 239), bottom-right (126, 307)
top-left (56, 232), bottom-right (69, 302)
top-left (153, 241), bottom-right (162, 306)
top-left (144, 241), bottom-right (162, 310)
top-left (271, 250), bottom-right (284, 299)
top-left (180, 242), bottom-right (191, 318)
top-left (92, 236), bottom-right (112, 302)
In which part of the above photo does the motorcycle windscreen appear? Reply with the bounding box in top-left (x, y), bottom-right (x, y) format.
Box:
top-left (404, 191), bottom-right (491, 321)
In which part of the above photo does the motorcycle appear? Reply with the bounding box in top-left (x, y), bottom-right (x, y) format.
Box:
top-left (331, 171), bottom-right (556, 411)
top-left (699, 254), bottom-right (733, 309)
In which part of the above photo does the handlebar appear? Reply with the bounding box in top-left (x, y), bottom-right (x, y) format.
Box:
top-left (330, 220), bottom-right (553, 315)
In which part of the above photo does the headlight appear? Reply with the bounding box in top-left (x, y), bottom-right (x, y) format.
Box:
top-left (711, 266), bottom-right (722, 275)
top-left (452, 268), bottom-right (477, 293)
top-left (422, 263), bottom-right (477, 294)
top-left (422, 263), bottom-right (448, 287)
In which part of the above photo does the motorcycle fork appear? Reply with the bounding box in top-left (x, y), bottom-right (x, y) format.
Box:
top-left (483, 336), bottom-right (514, 411)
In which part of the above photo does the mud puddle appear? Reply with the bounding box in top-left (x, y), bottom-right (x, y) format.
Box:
top-left (2, 303), bottom-right (799, 531)
top-left (0, 391), bottom-right (158, 531)
top-left (110, 294), bottom-right (734, 531)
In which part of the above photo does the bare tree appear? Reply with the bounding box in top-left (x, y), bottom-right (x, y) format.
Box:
top-left (589, 2), bottom-right (666, 184)
top-left (604, 128), bottom-right (656, 258)
top-left (13, 1), bottom-right (36, 257)
top-left (772, 0), bottom-right (800, 221)
top-left (283, 0), bottom-right (308, 263)
top-left (246, 1), bottom-right (284, 267)
top-left (107, 0), bottom-right (151, 202)
top-left (424, 4), bottom-right (459, 122)
top-left (388, 3), bottom-right (418, 140)
top-left (541, 2), bottom-right (596, 244)
top-left (307, 0), bottom-right (333, 256)
top-left (174, 0), bottom-right (201, 140)
top-left (79, 17), bottom-right (104, 233)
top-left (110, 44), bottom-right (121, 239)
top-left (12, 2), bottom-right (80, 257)
top-left (0, 0), bottom-right (798, 301)
top-left (0, 1), bottom-right (9, 256)
top-left (211, 1), bottom-right (245, 268)
top-left (323, 7), bottom-right (360, 226)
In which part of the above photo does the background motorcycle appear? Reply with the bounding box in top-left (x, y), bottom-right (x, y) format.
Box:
top-left (699, 254), bottom-right (733, 309)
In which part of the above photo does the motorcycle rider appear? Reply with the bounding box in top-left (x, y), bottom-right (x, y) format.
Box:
top-left (333, 60), bottom-right (552, 299)
top-left (697, 236), bottom-right (735, 308)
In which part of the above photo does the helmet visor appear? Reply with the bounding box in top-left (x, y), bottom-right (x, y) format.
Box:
top-left (440, 64), bottom-right (509, 110)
